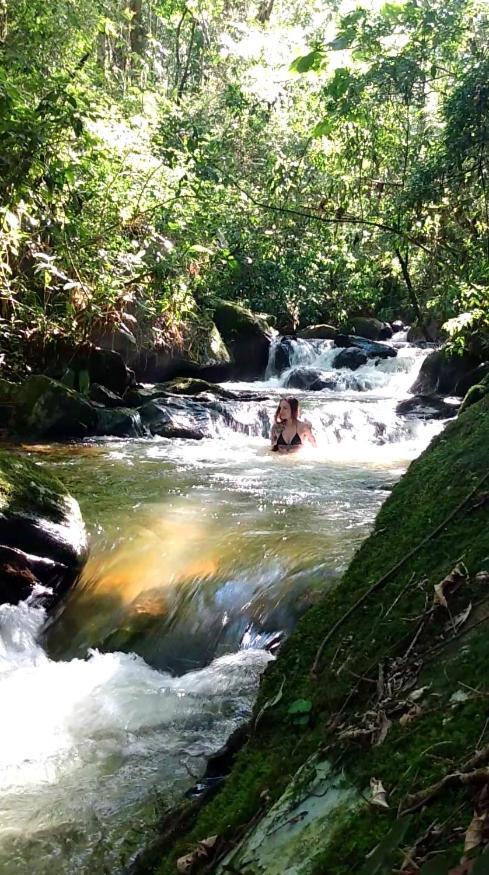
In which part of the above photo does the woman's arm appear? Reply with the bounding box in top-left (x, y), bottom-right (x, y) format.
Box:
top-left (270, 423), bottom-right (279, 447)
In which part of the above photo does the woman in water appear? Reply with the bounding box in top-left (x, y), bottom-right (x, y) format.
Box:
top-left (270, 397), bottom-right (316, 453)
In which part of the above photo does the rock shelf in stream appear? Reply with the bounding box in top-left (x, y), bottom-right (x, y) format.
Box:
top-left (0, 449), bottom-right (87, 606)
top-left (0, 374), bottom-right (272, 441)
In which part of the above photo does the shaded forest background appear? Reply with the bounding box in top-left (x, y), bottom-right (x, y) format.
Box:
top-left (1, 0), bottom-right (489, 370)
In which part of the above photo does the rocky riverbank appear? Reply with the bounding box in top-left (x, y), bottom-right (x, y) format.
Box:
top-left (0, 450), bottom-right (87, 606)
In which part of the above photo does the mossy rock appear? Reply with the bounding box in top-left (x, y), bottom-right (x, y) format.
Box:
top-left (297, 324), bottom-right (337, 340)
top-left (162, 378), bottom-right (237, 399)
top-left (212, 299), bottom-right (270, 340)
top-left (459, 373), bottom-right (489, 414)
top-left (411, 347), bottom-right (480, 396)
top-left (154, 396), bottom-right (489, 874)
top-left (212, 300), bottom-right (272, 379)
top-left (13, 375), bottom-right (98, 439)
top-left (0, 449), bottom-right (87, 605)
top-left (346, 316), bottom-right (392, 340)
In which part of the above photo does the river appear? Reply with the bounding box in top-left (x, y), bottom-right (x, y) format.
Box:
top-left (0, 337), bottom-right (444, 874)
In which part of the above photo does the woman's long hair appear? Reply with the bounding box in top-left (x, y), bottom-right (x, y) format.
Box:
top-left (274, 396), bottom-right (299, 424)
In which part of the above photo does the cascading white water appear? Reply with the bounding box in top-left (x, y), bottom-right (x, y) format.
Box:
top-left (0, 335), bottom-right (450, 874)
top-left (0, 595), bottom-right (271, 874)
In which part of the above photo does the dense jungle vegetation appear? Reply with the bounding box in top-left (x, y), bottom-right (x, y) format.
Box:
top-left (1, 0), bottom-right (489, 368)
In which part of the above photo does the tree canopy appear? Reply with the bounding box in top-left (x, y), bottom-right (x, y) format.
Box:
top-left (1, 0), bottom-right (488, 364)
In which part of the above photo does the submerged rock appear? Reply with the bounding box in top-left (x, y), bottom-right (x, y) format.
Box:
top-left (0, 450), bottom-right (87, 605)
top-left (284, 367), bottom-right (336, 391)
top-left (333, 347), bottom-right (368, 371)
top-left (396, 393), bottom-right (460, 419)
top-left (334, 333), bottom-right (397, 359)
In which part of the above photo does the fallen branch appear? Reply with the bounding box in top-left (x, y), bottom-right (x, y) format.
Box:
top-left (401, 744), bottom-right (489, 815)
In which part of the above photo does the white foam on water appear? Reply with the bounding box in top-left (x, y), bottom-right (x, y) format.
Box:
top-left (0, 598), bottom-right (271, 873)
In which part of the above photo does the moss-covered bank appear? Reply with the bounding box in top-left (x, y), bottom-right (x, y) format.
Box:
top-left (154, 394), bottom-right (489, 874)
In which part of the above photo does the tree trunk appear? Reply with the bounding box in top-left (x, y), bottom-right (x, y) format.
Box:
top-left (129, 0), bottom-right (145, 57)
top-left (176, 18), bottom-right (196, 104)
top-left (394, 247), bottom-right (432, 341)
top-left (257, 0), bottom-right (275, 23)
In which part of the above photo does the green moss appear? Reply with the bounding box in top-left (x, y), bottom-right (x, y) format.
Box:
top-left (162, 378), bottom-right (235, 398)
top-left (0, 448), bottom-right (70, 520)
top-left (155, 395), bottom-right (489, 874)
top-left (212, 299), bottom-right (270, 341)
top-left (459, 373), bottom-right (489, 413)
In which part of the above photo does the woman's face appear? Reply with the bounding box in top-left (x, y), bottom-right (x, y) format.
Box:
top-left (278, 399), bottom-right (292, 421)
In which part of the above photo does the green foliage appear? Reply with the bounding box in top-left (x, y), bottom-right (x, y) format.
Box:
top-left (0, 0), bottom-right (488, 364)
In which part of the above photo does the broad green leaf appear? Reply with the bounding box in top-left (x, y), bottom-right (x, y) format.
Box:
top-left (287, 699), bottom-right (312, 715)
top-left (312, 118), bottom-right (334, 138)
top-left (290, 50), bottom-right (325, 74)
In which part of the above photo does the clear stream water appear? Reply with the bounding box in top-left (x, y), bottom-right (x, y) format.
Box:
top-left (0, 337), bottom-right (445, 874)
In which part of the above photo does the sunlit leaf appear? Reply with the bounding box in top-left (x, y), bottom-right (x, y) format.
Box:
top-left (290, 50), bottom-right (325, 74)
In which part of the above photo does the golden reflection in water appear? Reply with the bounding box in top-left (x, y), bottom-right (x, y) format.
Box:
top-left (74, 504), bottom-right (220, 606)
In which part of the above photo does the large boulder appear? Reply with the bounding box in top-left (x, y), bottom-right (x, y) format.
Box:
top-left (297, 324), bottom-right (337, 340)
top-left (334, 333), bottom-right (397, 359)
top-left (43, 340), bottom-right (132, 396)
top-left (13, 376), bottom-right (144, 439)
top-left (410, 348), bottom-right (480, 396)
top-left (396, 394), bottom-right (460, 420)
top-left (0, 378), bottom-right (16, 429)
top-left (346, 316), bottom-right (392, 340)
top-left (333, 347), bottom-right (368, 371)
top-left (284, 367), bottom-right (337, 391)
top-left (139, 398), bottom-right (209, 439)
top-left (161, 378), bottom-right (238, 399)
top-left (406, 319), bottom-right (443, 344)
top-left (0, 450), bottom-right (87, 605)
top-left (94, 406), bottom-right (144, 438)
top-left (89, 383), bottom-right (123, 408)
top-left (213, 300), bottom-right (272, 380)
top-left (14, 375), bottom-right (99, 439)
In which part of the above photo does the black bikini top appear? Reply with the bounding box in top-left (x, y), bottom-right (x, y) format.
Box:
top-left (273, 429), bottom-right (302, 450)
